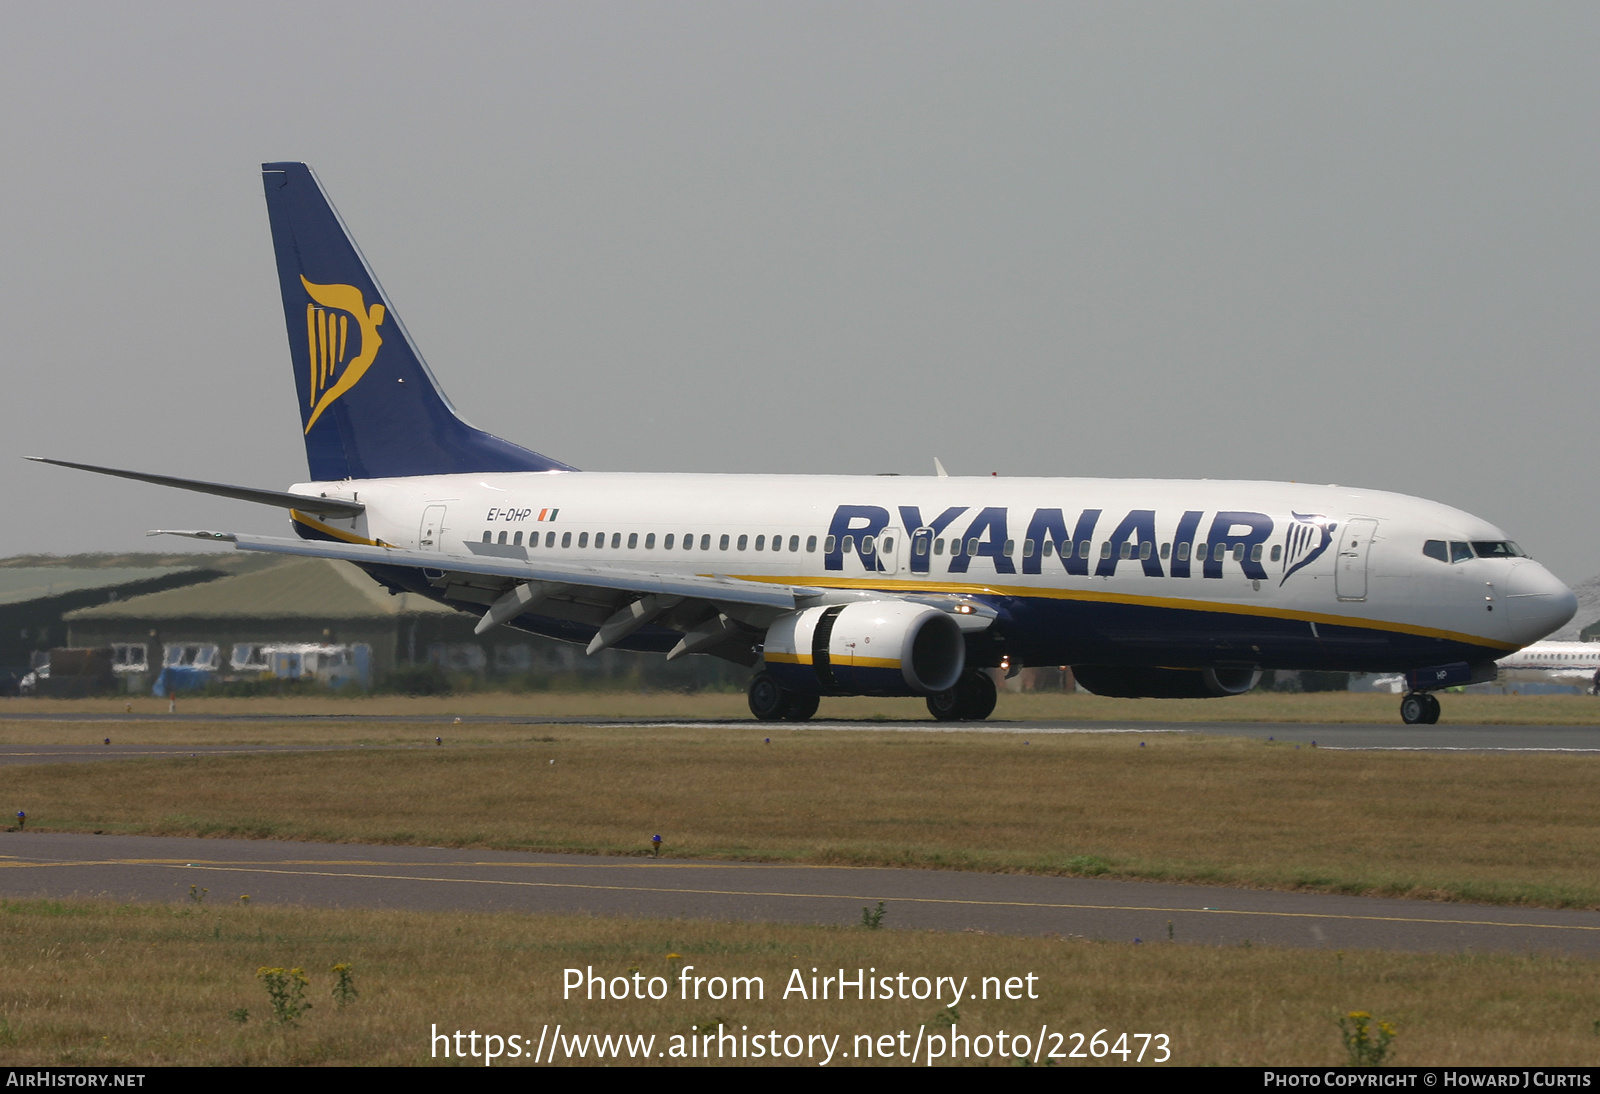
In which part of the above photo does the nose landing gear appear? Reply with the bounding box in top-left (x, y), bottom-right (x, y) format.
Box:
top-left (1400, 691), bottom-right (1441, 725)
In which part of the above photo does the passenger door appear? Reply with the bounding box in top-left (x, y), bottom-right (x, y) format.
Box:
top-left (1335, 518), bottom-right (1377, 602)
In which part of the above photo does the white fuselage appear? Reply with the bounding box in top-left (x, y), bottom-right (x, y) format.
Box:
top-left (285, 472), bottom-right (1575, 672)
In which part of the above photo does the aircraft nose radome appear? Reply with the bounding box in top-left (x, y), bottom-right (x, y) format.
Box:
top-left (1503, 562), bottom-right (1577, 644)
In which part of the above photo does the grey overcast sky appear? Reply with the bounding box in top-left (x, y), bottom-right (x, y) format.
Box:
top-left (2, 4), bottom-right (1597, 579)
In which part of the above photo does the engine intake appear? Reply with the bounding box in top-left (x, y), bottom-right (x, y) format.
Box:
top-left (763, 601), bottom-right (965, 696)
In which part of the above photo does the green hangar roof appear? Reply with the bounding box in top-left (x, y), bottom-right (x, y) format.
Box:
top-left (64, 558), bottom-right (456, 622)
top-left (0, 566), bottom-right (198, 607)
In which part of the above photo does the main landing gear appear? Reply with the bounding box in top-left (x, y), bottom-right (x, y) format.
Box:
top-left (747, 672), bottom-right (820, 722)
top-left (926, 670), bottom-right (998, 722)
top-left (746, 668), bottom-right (1002, 723)
top-left (1399, 691), bottom-right (1441, 725)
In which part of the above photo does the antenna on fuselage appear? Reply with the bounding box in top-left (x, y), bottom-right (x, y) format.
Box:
top-left (933, 457), bottom-right (949, 478)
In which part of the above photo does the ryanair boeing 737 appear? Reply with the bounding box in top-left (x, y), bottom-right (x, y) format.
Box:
top-left (29, 163), bottom-right (1578, 725)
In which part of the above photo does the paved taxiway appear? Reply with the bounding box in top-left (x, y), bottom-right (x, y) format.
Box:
top-left (1, 716), bottom-right (1595, 953)
top-left (2, 832), bottom-right (1599, 955)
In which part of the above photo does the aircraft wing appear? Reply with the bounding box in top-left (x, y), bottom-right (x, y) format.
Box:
top-left (151, 530), bottom-right (807, 608)
top-left (149, 528), bottom-right (996, 664)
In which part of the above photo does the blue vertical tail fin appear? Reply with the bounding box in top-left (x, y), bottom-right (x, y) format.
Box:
top-left (261, 162), bottom-right (576, 481)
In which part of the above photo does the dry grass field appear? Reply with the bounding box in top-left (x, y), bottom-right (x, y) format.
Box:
top-left (0, 897), bottom-right (1595, 1067)
top-left (3, 725), bottom-right (1598, 908)
top-left (4, 687), bottom-right (1600, 725)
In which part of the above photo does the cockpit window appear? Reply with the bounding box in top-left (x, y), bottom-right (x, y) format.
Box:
top-left (1450, 541), bottom-right (1473, 564)
top-left (1423, 540), bottom-right (1447, 563)
top-left (1472, 541), bottom-right (1526, 559)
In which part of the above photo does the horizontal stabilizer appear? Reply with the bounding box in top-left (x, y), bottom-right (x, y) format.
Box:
top-left (29, 457), bottom-right (365, 518)
top-left (146, 529), bottom-right (238, 541)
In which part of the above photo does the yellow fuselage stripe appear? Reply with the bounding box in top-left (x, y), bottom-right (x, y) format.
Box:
top-left (724, 573), bottom-right (1514, 652)
top-left (289, 510), bottom-right (380, 547)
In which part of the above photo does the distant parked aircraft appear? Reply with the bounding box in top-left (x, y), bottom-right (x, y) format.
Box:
top-left (1495, 640), bottom-right (1600, 693)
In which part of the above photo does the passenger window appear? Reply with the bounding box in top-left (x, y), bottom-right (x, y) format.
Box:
top-left (861, 536), bottom-right (876, 555)
top-left (561, 532), bottom-right (572, 548)
top-left (1177, 543), bottom-right (1190, 561)
top-left (496, 531), bottom-right (506, 544)
top-left (1023, 539), bottom-right (1036, 558)
top-left (612, 533), bottom-right (621, 549)
top-left (1423, 540), bottom-right (1448, 563)
top-left (1270, 544), bottom-right (1280, 562)
top-left (790, 536), bottom-right (800, 552)
top-left (755, 535), bottom-right (765, 551)
top-left (645, 533), bottom-right (655, 549)
top-left (967, 538), bottom-right (980, 556)
top-left (514, 531), bottom-right (523, 546)
top-left (628, 532), bottom-right (638, 549)
top-left (546, 531), bottom-right (556, 548)
top-left (737, 534), bottom-right (748, 551)
top-left (1118, 542), bottom-right (1132, 560)
top-left (842, 535), bottom-right (855, 554)
top-left (720, 534), bottom-right (730, 551)
top-left (685, 534), bottom-right (695, 550)
top-left (1160, 542), bottom-right (1170, 560)
top-left (807, 536), bottom-right (818, 552)
top-left (596, 532), bottom-right (605, 549)
top-left (701, 534), bottom-right (711, 551)
top-left (1003, 539), bottom-right (1015, 556)
top-left (934, 538), bottom-right (944, 555)
top-left (1232, 544), bottom-right (1245, 562)
top-left (1140, 542), bottom-right (1152, 561)
top-left (772, 533), bottom-right (784, 551)
top-left (578, 532), bottom-right (589, 548)
top-left (1039, 540), bottom-right (1052, 558)
top-left (1249, 544), bottom-right (1262, 563)
top-left (824, 536), bottom-right (836, 553)
top-left (1451, 542), bottom-right (1473, 563)
top-left (1078, 541), bottom-right (1090, 559)
top-left (482, 531), bottom-right (491, 543)
top-left (664, 534), bottom-right (675, 549)
top-left (1195, 544), bottom-right (1208, 561)
top-left (914, 537), bottom-right (928, 556)
top-left (1100, 542), bottom-right (1112, 560)
top-left (882, 536), bottom-right (894, 554)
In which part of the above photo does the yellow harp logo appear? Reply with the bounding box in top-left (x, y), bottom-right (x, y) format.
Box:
top-left (301, 276), bottom-right (386, 434)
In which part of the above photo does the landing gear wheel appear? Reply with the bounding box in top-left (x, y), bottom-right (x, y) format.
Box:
top-left (963, 670), bottom-right (998, 720)
top-left (748, 672), bottom-right (789, 722)
top-left (926, 670), bottom-right (999, 722)
top-left (926, 686), bottom-right (964, 721)
top-left (1400, 692), bottom-right (1435, 725)
top-left (781, 693), bottom-right (820, 722)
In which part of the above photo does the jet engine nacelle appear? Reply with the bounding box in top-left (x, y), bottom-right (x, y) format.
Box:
top-left (763, 601), bottom-right (965, 697)
top-left (1071, 665), bottom-right (1262, 699)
